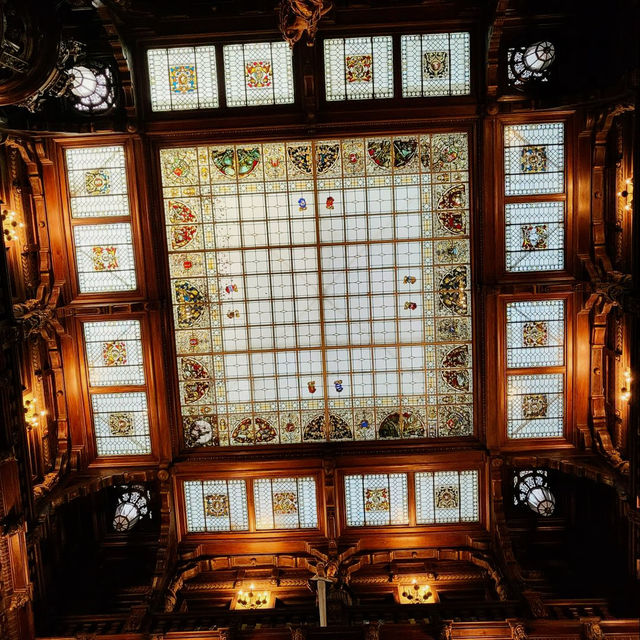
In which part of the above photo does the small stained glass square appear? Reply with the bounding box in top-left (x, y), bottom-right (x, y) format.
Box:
top-left (507, 373), bottom-right (564, 439)
top-left (183, 479), bottom-right (248, 532)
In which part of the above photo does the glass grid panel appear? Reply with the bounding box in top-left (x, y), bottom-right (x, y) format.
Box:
top-left (415, 469), bottom-right (479, 523)
top-left (73, 223), bottom-right (137, 293)
top-left (254, 476), bottom-right (318, 530)
top-left (401, 32), bottom-right (471, 97)
top-left (223, 41), bottom-right (294, 107)
top-left (323, 37), bottom-right (393, 101)
top-left (505, 201), bottom-right (564, 272)
top-left (147, 46), bottom-right (219, 112)
top-left (183, 479), bottom-right (249, 532)
top-left (160, 133), bottom-right (473, 449)
top-left (344, 473), bottom-right (408, 526)
top-left (504, 122), bottom-right (564, 195)
top-left (65, 146), bottom-right (129, 218)
top-left (91, 392), bottom-right (151, 456)
top-left (507, 373), bottom-right (564, 439)
top-left (506, 299), bottom-right (565, 368)
top-left (83, 320), bottom-right (145, 386)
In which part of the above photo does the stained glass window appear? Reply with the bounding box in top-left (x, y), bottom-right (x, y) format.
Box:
top-left (344, 473), bottom-right (409, 527)
top-left (159, 133), bottom-right (473, 449)
top-left (91, 392), bottom-right (151, 456)
top-left (506, 300), bottom-right (565, 368)
top-left (507, 373), bottom-right (564, 439)
top-left (505, 201), bottom-right (564, 272)
top-left (223, 42), bottom-right (294, 107)
top-left (65, 146), bottom-right (129, 218)
top-left (183, 479), bottom-right (249, 532)
top-left (415, 470), bottom-right (479, 523)
top-left (147, 46), bottom-right (219, 112)
top-left (323, 36), bottom-right (393, 101)
top-left (401, 32), bottom-right (471, 97)
top-left (253, 477), bottom-right (318, 530)
top-left (504, 122), bottom-right (564, 195)
top-left (83, 320), bottom-right (145, 386)
top-left (73, 223), bottom-right (137, 293)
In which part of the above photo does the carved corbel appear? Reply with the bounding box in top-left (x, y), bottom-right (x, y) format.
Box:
top-left (583, 621), bottom-right (605, 640)
top-left (279, 0), bottom-right (332, 48)
top-left (507, 620), bottom-right (528, 640)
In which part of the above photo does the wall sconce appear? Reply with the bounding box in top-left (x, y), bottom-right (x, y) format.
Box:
top-left (618, 179), bottom-right (634, 213)
top-left (24, 397), bottom-right (46, 431)
top-left (397, 579), bottom-right (438, 604)
top-left (233, 584), bottom-right (271, 610)
top-left (620, 369), bottom-right (632, 403)
top-left (1, 208), bottom-right (24, 243)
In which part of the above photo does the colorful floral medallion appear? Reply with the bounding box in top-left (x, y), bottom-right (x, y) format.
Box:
top-left (108, 412), bottom-right (134, 436)
top-left (168, 200), bottom-right (197, 224)
top-left (441, 369), bottom-right (469, 392)
top-left (169, 65), bottom-right (197, 93)
top-left (316, 143), bottom-right (340, 174)
top-left (273, 491), bottom-right (298, 515)
top-left (85, 169), bottom-right (110, 195)
top-left (174, 281), bottom-right (205, 328)
top-left (287, 145), bottom-right (313, 174)
top-left (420, 141), bottom-right (431, 170)
top-left (303, 415), bottom-right (325, 440)
top-left (437, 318), bottom-right (470, 341)
top-left (102, 341), bottom-right (127, 367)
top-left (181, 357), bottom-right (209, 379)
top-left (329, 414), bottom-right (352, 439)
top-left (436, 239), bottom-right (466, 263)
top-left (204, 493), bottom-right (229, 517)
top-left (438, 267), bottom-right (468, 315)
top-left (367, 139), bottom-right (418, 169)
top-left (183, 415), bottom-right (217, 447)
top-left (184, 381), bottom-right (210, 403)
top-left (345, 55), bottom-right (372, 83)
top-left (364, 487), bottom-right (389, 512)
top-left (91, 246), bottom-right (118, 271)
top-left (245, 61), bottom-right (272, 88)
top-left (432, 135), bottom-right (466, 171)
top-left (367, 140), bottom-right (391, 168)
top-left (165, 153), bottom-right (192, 180)
top-left (437, 184), bottom-right (465, 209)
top-left (231, 417), bottom-right (277, 444)
top-left (440, 407), bottom-right (471, 436)
top-left (520, 145), bottom-right (548, 173)
top-left (521, 224), bottom-right (548, 251)
top-left (522, 393), bottom-right (548, 419)
top-left (423, 51), bottom-right (448, 78)
top-left (435, 484), bottom-right (459, 509)
top-left (171, 225), bottom-right (197, 250)
top-left (437, 210), bottom-right (466, 235)
top-left (523, 321), bottom-right (549, 347)
top-left (211, 148), bottom-right (260, 179)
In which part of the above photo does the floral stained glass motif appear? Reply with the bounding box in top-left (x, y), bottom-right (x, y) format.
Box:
top-left (91, 392), bottom-right (151, 456)
top-left (506, 299), bottom-right (565, 368)
top-left (83, 320), bottom-right (145, 387)
top-left (401, 32), bottom-right (471, 97)
top-left (504, 122), bottom-right (564, 195)
top-left (65, 146), bottom-right (129, 218)
top-left (147, 46), bottom-right (218, 111)
top-left (223, 41), bottom-right (294, 107)
top-left (344, 474), bottom-right (409, 526)
top-left (73, 223), bottom-right (137, 293)
top-left (183, 479), bottom-right (249, 532)
top-left (507, 373), bottom-right (564, 439)
top-left (160, 133), bottom-right (473, 448)
top-left (324, 36), bottom-right (393, 101)
top-left (505, 202), bottom-right (565, 272)
top-left (415, 470), bottom-right (479, 523)
top-left (253, 477), bottom-right (318, 529)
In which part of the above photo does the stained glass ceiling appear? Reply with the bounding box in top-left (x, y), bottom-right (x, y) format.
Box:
top-left (160, 133), bottom-right (473, 448)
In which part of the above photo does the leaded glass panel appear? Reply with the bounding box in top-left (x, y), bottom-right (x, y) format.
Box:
top-left (253, 477), bottom-right (318, 530)
top-left (344, 473), bottom-right (409, 527)
top-left (223, 41), bottom-right (294, 107)
top-left (507, 373), bottom-right (564, 439)
top-left (415, 469), bottom-right (479, 524)
top-left (159, 133), bottom-right (473, 448)
top-left (65, 146), bottom-right (129, 218)
top-left (147, 46), bottom-right (219, 111)
top-left (91, 392), bottom-right (151, 456)
top-left (73, 223), bottom-right (137, 293)
top-left (323, 36), bottom-right (393, 101)
top-left (504, 122), bottom-right (564, 195)
top-left (401, 32), bottom-right (471, 97)
top-left (83, 320), bottom-right (145, 386)
top-left (506, 299), bottom-right (565, 368)
top-left (505, 201), bottom-right (564, 272)
top-left (183, 479), bottom-right (249, 532)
